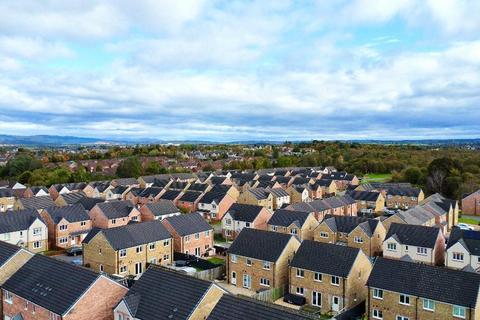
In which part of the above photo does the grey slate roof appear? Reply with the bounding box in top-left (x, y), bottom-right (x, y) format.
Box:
top-left (144, 201), bottom-right (179, 217)
top-left (44, 204), bottom-right (90, 223)
top-left (96, 200), bottom-right (136, 219)
top-left (248, 188), bottom-right (269, 200)
top-left (187, 183), bottom-right (209, 192)
top-left (268, 209), bottom-right (311, 228)
top-left (137, 187), bottom-right (163, 198)
top-left (0, 241), bottom-right (22, 267)
top-left (386, 223), bottom-right (440, 248)
top-left (207, 295), bottom-right (312, 320)
top-left (346, 190), bottom-right (381, 202)
top-left (110, 185), bottom-right (129, 195)
top-left (163, 213), bottom-right (212, 236)
top-left (113, 177), bottom-right (138, 186)
top-left (367, 257), bottom-right (480, 308)
top-left (228, 229), bottom-right (296, 262)
top-left (2, 254), bottom-right (100, 315)
top-left (290, 240), bottom-right (362, 278)
top-left (199, 190), bottom-right (228, 204)
top-left (447, 227), bottom-right (480, 255)
top-left (0, 188), bottom-right (14, 197)
top-left (178, 190), bottom-right (203, 202)
top-left (18, 195), bottom-right (55, 210)
top-left (227, 203), bottom-right (265, 222)
top-left (100, 221), bottom-right (171, 250)
top-left (386, 186), bottom-right (422, 197)
top-left (159, 190), bottom-right (182, 201)
top-left (0, 209), bottom-right (44, 233)
top-left (321, 215), bottom-right (370, 234)
top-left (75, 197), bottom-right (105, 211)
top-left (123, 265), bottom-right (214, 320)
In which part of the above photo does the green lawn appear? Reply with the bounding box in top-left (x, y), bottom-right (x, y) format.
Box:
top-left (361, 173), bottom-right (392, 184)
top-left (458, 216), bottom-right (479, 225)
top-left (207, 257), bottom-right (225, 265)
top-left (214, 233), bottom-right (227, 243)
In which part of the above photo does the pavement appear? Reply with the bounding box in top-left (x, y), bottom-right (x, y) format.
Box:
top-left (51, 253), bottom-right (83, 266)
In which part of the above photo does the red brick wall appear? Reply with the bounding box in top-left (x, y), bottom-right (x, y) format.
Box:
top-left (462, 192), bottom-right (480, 216)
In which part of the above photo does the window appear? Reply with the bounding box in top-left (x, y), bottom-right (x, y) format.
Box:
top-left (4, 290), bottom-right (13, 303)
top-left (119, 249), bottom-right (126, 257)
top-left (296, 268), bottom-right (304, 278)
top-left (136, 246), bottom-right (143, 254)
top-left (163, 254), bottom-right (169, 261)
top-left (80, 221), bottom-right (86, 226)
top-left (399, 294), bottom-right (410, 305)
top-left (19, 231), bottom-right (23, 237)
top-left (272, 226), bottom-right (277, 231)
top-left (59, 237), bottom-right (68, 244)
top-left (373, 288), bottom-right (383, 300)
top-left (312, 291), bottom-right (321, 307)
top-left (99, 264), bottom-right (104, 272)
top-left (32, 304), bottom-right (36, 313)
top-left (405, 245), bottom-right (409, 252)
top-left (387, 243), bottom-right (397, 251)
top-left (245, 222), bottom-right (251, 228)
top-left (423, 299), bottom-right (435, 311)
top-left (195, 233), bottom-right (200, 240)
top-left (185, 235), bottom-right (191, 242)
top-left (453, 305), bottom-right (466, 318)
top-left (163, 239), bottom-right (170, 246)
top-left (296, 287), bottom-right (304, 296)
top-left (263, 261), bottom-right (270, 270)
top-left (320, 232), bottom-right (328, 238)
top-left (331, 276), bottom-right (340, 286)
top-left (246, 258), bottom-right (252, 266)
top-left (231, 254), bottom-right (237, 263)
top-left (314, 272), bottom-right (322, 282)
top-left (205, 230), bottom-right (210, 237)
top-left (453, 252), bottom-right (464, 261)
top-left (417, 247), bottom-right (428, 255)
top-left (290, 228), bottom-right (298, 235)
top-left (149, 258), bottom-right (157, 264)
top-left (372, 309), bottom-right (383, 319)
top-left (99, 248), bottom-right (102, 254)
top-left (260, 278), bottom-right (270, 287)
top-left (50, 312), bottom-right (60, 320)
top-left (225, 218), bottom-right (232, 225)
top-left (59, 224), bottom-right (67, 231)
top-left (149, 243), bottom-right (156, 250)
top-left (33, 227), bottom-right (42, 235)
top-left (354, 236), bottom-right (363, 243)
top-left (111, 219), bottom-right (116, 224)
top-left (397, 317), bottom-right (409, 320)
top-left (24, 300), bottom-right (28, 310)
top-left (33, 241), bottom-right (41, 249)
top-left (120, 266), bottom-right (127, 273)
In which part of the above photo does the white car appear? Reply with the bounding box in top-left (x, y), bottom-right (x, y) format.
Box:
top-left (457, 223), bottom-right (474, 231)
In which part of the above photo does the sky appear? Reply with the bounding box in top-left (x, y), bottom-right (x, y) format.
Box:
top-left (0, 0), bottom-right (480, 142)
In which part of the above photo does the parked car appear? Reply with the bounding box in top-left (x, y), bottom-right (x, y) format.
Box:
top-left (457, 223), bottom-right (474, 231)
top-left (66, 246), bottom-right (83, 256)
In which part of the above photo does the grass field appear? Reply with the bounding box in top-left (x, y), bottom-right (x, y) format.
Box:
top-left (361, 173), bottom-right (392, 184)
top-left (458, 216), bottom-right (479, 225)
top-left (207, 257), bottom-right (225, 265)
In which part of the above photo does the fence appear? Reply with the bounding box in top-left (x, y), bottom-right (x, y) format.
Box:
top-left (190, 264), bottom-right (225, 281)
top-left (251, 285), bottom-right (286, 303)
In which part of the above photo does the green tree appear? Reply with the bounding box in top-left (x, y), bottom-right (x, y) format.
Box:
top-left (403, 167), bottom-right (422, 185)
top-left (116, 157), bottom-right (142, 178)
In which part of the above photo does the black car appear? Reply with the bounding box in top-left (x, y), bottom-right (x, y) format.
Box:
top-left (66, 246), bottom-right (83, 256)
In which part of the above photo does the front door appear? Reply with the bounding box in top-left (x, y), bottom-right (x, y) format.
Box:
top-left (312, 291), bottom-right (321, 307)
top-left (332, 296), bottom-right (340, 312)
top-left (195, 247), bottom-right (201, 256)
top-left (231, 271), bottom-right (236, 285)
top-left (243, 274), bottom-right (251, 289)
top-left (135, 262), bottom-right (143, 275)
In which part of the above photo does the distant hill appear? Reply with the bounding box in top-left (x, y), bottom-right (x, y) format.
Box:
top-left (0, 135), bottom-right (117, 146)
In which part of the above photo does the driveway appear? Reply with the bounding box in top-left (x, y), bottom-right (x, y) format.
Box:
top-left (51, 253), bottom-right (83, 266)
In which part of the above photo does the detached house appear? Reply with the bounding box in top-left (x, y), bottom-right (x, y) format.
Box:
top-left (367, 258), bottom-right (480, 320)
top-left (105, 185), bottom-right (130, 201)
top-left (238, 188), bottom-right (274, 210)
top-left (162, 213), bottom-right (214, 257)
top-left (346, 190), bottom-right (385, 215)
top-left (289, 241), bottom-right (372, 315)
top-left (227, 228), bottom-right (300, 292)
top-left (267, 209), bottom-right (318, 241)
top-left (313, 215), bottom-right (386, 257)
top-left (114, 265), bottom-right (226, 320)
top-left (445, 227), bottom-right (480, 272)
top-left (2, 254), bottom-right (127, 320)
top-left (89, 200), bottom-right (141, 228)
top-left (177, 191), bottom-right (204, 212)
top-left (0, 209), bottom-right (48, 253)
top-left (41, 204), bottom-right (92, 249)
top-left (221, 203), bottom-right (272, 240)
top-left (312, 179), bottom-right (337, 198)
top-left (385, 186), bottom-right (424, 210)
top-left (287, 185), bottom-right (311, 204)
top-left (140, 200), bottom-right (181, 221)
top-left (83, 220), bottom-right (173, 277)
top-left (383, 223), bottom-right (445, 265)
top-left (267, 187), bottom-right (290, 209)
top-left (197, 190), bottom-right (235, 221)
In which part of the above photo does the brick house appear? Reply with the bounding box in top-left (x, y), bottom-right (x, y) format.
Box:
top-left (139, 200), bottom-right (181, 221)
top-left (445, 227), bottom-right (480, 272)
top-left (0, 189), bottom-right (16, 212)
top-left (221, 203), bottom-right (272, 241)
top-left (82, 220), bottom-right (173, 277)
top-left (383, 223), bottom-right (445, 265)
top-left (197, 190), bottom-right (235, 221)
top-left (22, 186), bottom-right (49, 198)
top-left (311, 179), bottom-right (337, 198)
top-left (54, 191), bottom-right (87, 207)
top-left (238, 188), bottom-right (274, 211)
top-left (321, 172), bottom-right (359, 191)
top-left (14, 195), bottom-right (56, 212)
top-left (40, 204), bottom-right (92, 249)
top-left (177, 190), bottom-right (205, 213)
top-left (287, 195), bottom-right (358, 220)
top-left (162, 213), bottom-right (214, 257)
top-left (226, 228), bottom-right (300, 293)
top-left (135, 187), bottom-right (165, 205)
top-left (114, 265), bottom-right (226, 320)
top-left (287, 185), bottom-right (311, 204)
top-left (313, 215), bottom-right (386, 257)
top-left (346, 190), bottom-right (385, 215)
top-left (367, 258), bottom-right (480, 320)
top-left (420, 193), bottom-right (459, 232)
top-left (381, 207), bottom-right (436, 232)
top-left (89, 200), bottom-right (141, 228)
top-left (105, 185), bottom-right (130, 201)
top-left (267, 187), bottom-right (291, 209)
top-left (0, 241), bottom-right (33, 316)
top-left (2, 254), bottom-right (127, 320)
top-left (463, 189), bottom-right (480, 216)
top-left (158, 189), bottom-right (184, 205)
top-left (267, 209), bottom-right (318, 241)
top-left (0, 209), bottom-right (48, 253)
top-left (289, 241), bottom-right (372, 315)
top-left (384, 186), bottom-right (425, 210)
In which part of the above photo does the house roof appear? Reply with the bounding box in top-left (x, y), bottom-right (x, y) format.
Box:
top-left (2, 254), bottom-right (100, 315)
top-left (44, 204), bottom-right (90, 223)
top-left (169, 181), bottom-right (189, 190)
top-left (95, 200), bottom-right (135, 219)
top-left (386, 223), bottom-right (440, 248)
top-left (226, 203), bottom-right (265, 223)
top-left (346, 190), bottom-right (381, 201)
top-left (0, 188), bottom-right (14, 197)
top-left (188, 183), bottom-right (209, 192)
top-left (207, 295), bottom-right (312, 320)
top-left (320, 215), bottom-right (370, 234)
top-left (18, 195), bottom-right (55, 210)
top-left (179, 191), bottom-right (203, 202)
top-left (312, 179), bottom-right (334, 188)
top-left (367, 257), bottom-right (480, 308)
top-left (163, 213), bottom-right (212, 236)
top-left (75, 197), bottom-right (105, 211)
top-left (138, 187), bottom-right (163, 198)
top-left (159, 190), bottom-right (182, 201)
top-left (144, 200), bottom-right (179, 217)
top-left (228, 229), bottom-right (296, 262)
top-left (385, 186), bottom-right (422, 197)
top-left (199, 190), bottom-right (228, 204)
top-left (447, 227), bottom-right (480, 255)
top-left (267, 187), bottom-right (289, 198)
top-left (0, 241), bottom-right (22, 267)
top-left (122, 266), bottom-right (214, 320)
top-left (110, 185), bottom-right (129, 195)
top-left (248, 188), bottom-right (270, 200)
top-left (209, 176), bottom-right (228, 185)
top-left (99, 221), bottom-right (171, 250)
top-left (0, 209), bottom-right (44, 233)
top-left (291, 241), bottom-right (362, 278)
top-left (59, 191), bottom-right (87, 205)
top-left (113, 177), bottom-right (138, 186)
top-left (268, 209), bottom-right (311, 228)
